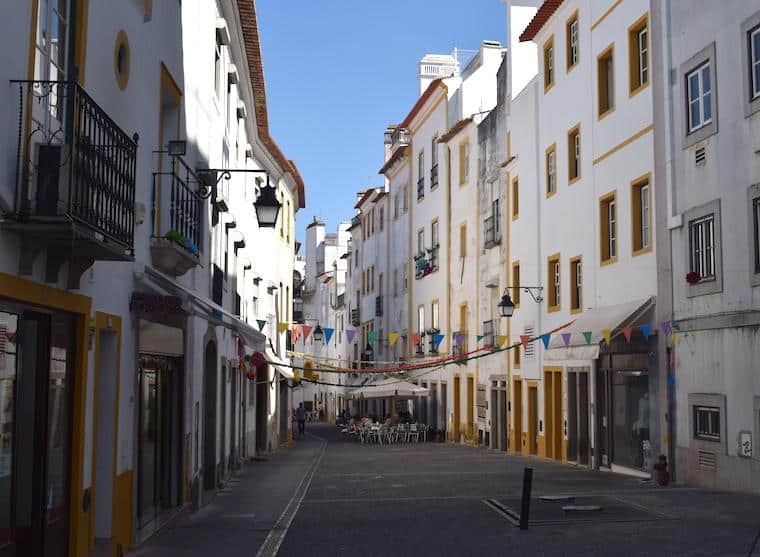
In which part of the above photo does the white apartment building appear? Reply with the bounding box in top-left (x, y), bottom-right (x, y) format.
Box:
top-left (514, 0), bottom-right (658, 476)
top-left (652, 1), bottom-right (760, 493)
top-left (296, 219), bottom-right (351, 420)
top-left (0, 1), bottom-right (303, 554)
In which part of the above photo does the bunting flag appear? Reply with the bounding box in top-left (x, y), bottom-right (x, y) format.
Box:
top-left (411, 332), bottom-right (421, 346)
top-left (368, 331), bottom-right (378, 344)
top-left (623, 327), bottom-right (633, 343)
top-left (346, 329), bottom-right (357, 343)
top-left (256, 319), bottom-right (267, 332)
top-left (520, 335), bottom-right (531, 348)
top-left (641, 324), bottom-right (651, 340)
top-left (389, 332), bottom-right (400, 346)
top-left (433, 334), bottom-right (445, 348)
top-left (291, 324), bottom-right (301, 343)
top-left (477, 334), bottom-right (485, 342)
top-left (602, 329), bottom-right (612, 344)
top-left (661, 321), bottom-right (671, 336)
top-left (455, 334), bottom-right (464, 348)
top-left (294, 369), bottom-right (301, 383)
top-left (323, 328), bottom-right (335, 344)
top-left (496, 335), bottom-right (508, 348)
top-left (302, 325), bottom-right (313, 341)
top-left (541, 333), bottom-right (551, 349)
top-left (277, 322), bottom-right (289, 334)
top-left (582, 331), bottom-right (592, 345)
top-left (671, 320), bottom-right (680, 332)
top-left (670, 330), bottom-right (678, 346)
top-left (237, 338), bottom-right (246, 358)
top-left (561, 333), bottom-right (572, 347)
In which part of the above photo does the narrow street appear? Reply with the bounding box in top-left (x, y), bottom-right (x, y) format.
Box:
top-left (131, 425), bottom-right (760, 557)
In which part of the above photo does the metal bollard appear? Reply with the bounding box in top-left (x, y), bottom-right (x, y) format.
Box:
top-left (519, 467), bottom-right (533, 530)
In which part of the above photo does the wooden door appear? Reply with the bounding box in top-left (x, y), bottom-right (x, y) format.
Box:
top-left (568, 372), bottom-right (578, 462)
top-left (553, 371), bottom-right (563, 460)
top-left (452, 376), bottom-right (461, 441)
top-left (544, 371), bottom-right (554, 459)
top-left (513, 380), bottom-right (523, 454)
top-left (528, 386), bottom-right (538, 455)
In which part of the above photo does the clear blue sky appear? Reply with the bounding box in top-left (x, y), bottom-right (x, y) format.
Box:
top-left (256, 1), bottom-right (507, 247)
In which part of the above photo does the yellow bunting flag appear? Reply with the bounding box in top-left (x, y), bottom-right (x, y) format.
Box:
top-left (389, 332), bottom-right (400, 346)
top-left (496, 335), bottom-right (508, 348)
top-left (670, 331), bottom-right (677, 346)
top-left (278, 322), bottom-right (290, 334)
top-left (602, 329), bottom-right (612, 344)
top-left (294, 369), bottom-right (301, 383)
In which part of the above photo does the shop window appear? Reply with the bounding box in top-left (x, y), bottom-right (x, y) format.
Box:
top-left (694, 406), bottom-right (721, 442)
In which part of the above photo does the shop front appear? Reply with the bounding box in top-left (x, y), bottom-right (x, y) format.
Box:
top-left (132, 295), bottom-right (186, 542)
top-left (0, 274), bottom-right (90, 557)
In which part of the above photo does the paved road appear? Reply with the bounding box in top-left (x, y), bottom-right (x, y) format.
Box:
top-left (132, 424), bottom-right (760, 557)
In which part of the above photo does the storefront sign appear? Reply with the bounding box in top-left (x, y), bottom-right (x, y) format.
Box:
top-left (130, 293), bottom-right (183, 314)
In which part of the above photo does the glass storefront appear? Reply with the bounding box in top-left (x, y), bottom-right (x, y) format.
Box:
top-left (612, 370), bottom-right (651, 472)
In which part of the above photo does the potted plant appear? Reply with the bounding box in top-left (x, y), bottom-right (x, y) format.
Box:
top-left (685, 271), bottom-right (701, 284)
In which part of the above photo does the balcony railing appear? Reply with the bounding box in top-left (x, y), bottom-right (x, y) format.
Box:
top-left (11, 80), bottom-right (138, 251)
top-left (390, 128), bottom-right (410, 150)
top-left (350, 308), bottom-right (361, 327)
top-left (414, 246), bottom-right (439, 280)
top-left (417, 178), bottom-right (424, 200)
top-left (336, 293), bottom-right (345, 308)
top-left (375, 296), bottom-right (383, 317)
top-left (452, 331), bottom-right (468, 362)
top-left (152, 155), bottom-right (203, 256)
top-left (431, 164), bottom-right (438, 187)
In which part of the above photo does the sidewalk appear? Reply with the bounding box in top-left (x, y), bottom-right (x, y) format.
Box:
top-left (128, 432), bottom-right (324, 557)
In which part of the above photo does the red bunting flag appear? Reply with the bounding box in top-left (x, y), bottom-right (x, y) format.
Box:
top-left (302, 325), bottom-right (313, 341)
top-left (623, 327), bottom-right (633, 343)
top-left (520, 335), bottom-right (531, 348)
top-left (411, 332), bottom-right (421, 346)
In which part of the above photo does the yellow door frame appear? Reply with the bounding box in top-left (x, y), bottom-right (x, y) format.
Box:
top-left (0, 272), bottom-right (92, 557)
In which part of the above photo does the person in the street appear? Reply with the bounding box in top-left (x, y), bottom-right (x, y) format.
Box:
top-left (297, 403), bottom-right (307, 436)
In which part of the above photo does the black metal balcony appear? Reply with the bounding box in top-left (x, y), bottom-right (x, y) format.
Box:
top-left (5, 80), bottom-right (138, 287)
top-left (375, 296), bottom-right (383, 317)
top-left (150, 155), bottom-right (203, 276)
top-left (351, 308), bottom-right (361, 327)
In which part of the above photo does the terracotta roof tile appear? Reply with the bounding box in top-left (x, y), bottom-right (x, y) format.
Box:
top-left (236, 0), bottom-right (305, 208)
top-left (519, 0), bottom-right (564, 42)
top-left (438, 117), bottom-right (473, 143)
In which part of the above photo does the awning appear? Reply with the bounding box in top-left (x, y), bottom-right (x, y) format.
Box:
top-left (266, 347), bottom-right (293, 379)
top-left (544, 297), bottom-right (655, 361)
top-left (350, 378), bottom-right (430, 400)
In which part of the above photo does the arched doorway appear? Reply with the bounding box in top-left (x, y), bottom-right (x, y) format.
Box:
top-left (203, 341), bottom-right (217, 490)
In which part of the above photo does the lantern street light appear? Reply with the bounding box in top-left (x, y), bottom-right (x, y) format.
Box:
top-left (253, 181), bottom-right (281, 228)
top-left (313, 324), bottom-right (324, 343)
top-left (498, 286), bottom-right (544, 318)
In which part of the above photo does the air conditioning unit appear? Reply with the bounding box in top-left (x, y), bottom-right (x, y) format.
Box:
top-left (34, 143), bottom-right (70, 216)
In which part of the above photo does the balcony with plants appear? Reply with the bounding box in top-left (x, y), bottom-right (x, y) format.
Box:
top-left (414, 246), bottom-right (439, 279)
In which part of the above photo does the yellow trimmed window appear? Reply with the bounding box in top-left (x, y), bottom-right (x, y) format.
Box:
top-left (570, 257), bottom-right (582, 312)
top-left (568, 126), bottom-right (580, 183)
top-left (597, 45), bottom-right (614, 117)
top-left (547, 254), bottom-right (561, 311)
top-left (600, 192), bottom-right (617, 263)
top-left (546, 145), bottom-right (556, 196)
top-left (566, 13), bottom-right (579, 70)
top-left (512, 262), bottom-right (520, 307)
top-left (629, 14), bottom-right (649, 93)
top-left (632, 177), bottom-right (651, 253)
top-left (512, 176), bottom-right (519, 218)
top-left (544, 36), bottom-right (555, 90)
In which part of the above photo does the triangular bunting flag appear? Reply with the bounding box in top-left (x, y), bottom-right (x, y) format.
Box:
top-left (277, 322), bottom-right (289, 334)
top-left (368, 330), bottom-right (378, 344)
top-left (496, 335), bottom-right (508, 348)
top-left (582, 331), bottom-right (592, 345)
top-left (433, 334), bottom-right (445, 347)
top-left (346, 329), bottom-right (356, 343)
top-left (477, 334), bottom-right (486, 342)
top-left (291, 324), bottom-right (301, 343)
top-left (256, 319), bottom-right (267, 332)
top-left (670, 330), bottom-right (677, 346)
top-left (641, 324), bottom-right (651, 340)
top-left (389, 332), bottom-right (400, 346)
top-left (323, 328), bottom-right (335, 344)
top-left (623, 327), bottom-right (633, 343)
top-left (561, 333), bottom-right (572, 347)
top-left (455, 334), bottom-right (464, 348)
top-left (520, 335), bottom-right (531, 348)
top-left (671, 320), bottom-right (680, 332)
top-left (661, 321), bottom-right (671, 335)
top-left (602, 329), bottom-right (612, 344)
top-left (294, 369), bottom-right (301, 384)
top-left (541, 333), bottom-right (551, 349)
top-left (411, 332), bottom-right (421, 346)
top-left (302, 325), bottom-right (313, 341)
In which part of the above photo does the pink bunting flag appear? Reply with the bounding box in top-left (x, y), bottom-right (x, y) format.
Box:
top-left (520, 335), bottom-right (531, 348)
top-left (302, 325), bottom-right (313, 341)
top-left (561, 333), bottom-right (572, 347)
top-left (411, 332), bottom-right (421, 346)
top-left (623, 327), bottom-right (633, 343)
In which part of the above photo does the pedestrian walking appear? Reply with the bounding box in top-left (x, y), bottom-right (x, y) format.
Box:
top-left (297, 403), bottom-right (307, 436)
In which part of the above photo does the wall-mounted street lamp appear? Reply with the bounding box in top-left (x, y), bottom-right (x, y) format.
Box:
top-left (195, 168), bottom-right (281, 227)
top-left (313, 324), bottom-right (324, 342)
top-left (498, 286), bottom-right (544, 318)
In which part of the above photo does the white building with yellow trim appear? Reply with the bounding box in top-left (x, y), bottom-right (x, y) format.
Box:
top-left (0, 1), bottom-right (303, 555)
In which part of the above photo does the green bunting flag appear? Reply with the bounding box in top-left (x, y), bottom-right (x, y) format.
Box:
top-left (256, 320), bottom-right (267, 332)
top-left (582, 331), bottom-right (592, 345)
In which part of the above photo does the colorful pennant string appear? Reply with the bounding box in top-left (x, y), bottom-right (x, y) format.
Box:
top-left (346, 329), bottom-right (356, 343)
top-left (389, 332), bottom-right (400, 346)
top-left (256, 320), bottom-right (267, 332)
top-left (323, 328), bottom-right (335, 344)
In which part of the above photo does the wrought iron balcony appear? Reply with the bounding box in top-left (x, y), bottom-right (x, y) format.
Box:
top-left (150, 154), bottom-right (203, 276)
top-left (350, 308), bottom-right (361, 327)
top-left (336, 293), bottom-right (345, 308)
top-left (414, 246), bottom-right (439, 280)
top-left (5, 80), bottom-right (138, 287)
top-left (375, 296), bottom-right (383, 317)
